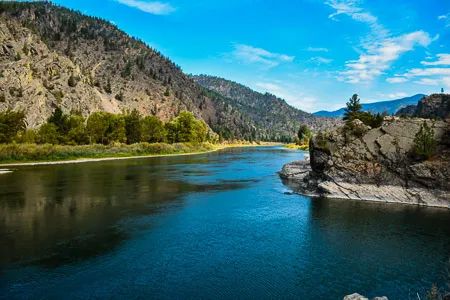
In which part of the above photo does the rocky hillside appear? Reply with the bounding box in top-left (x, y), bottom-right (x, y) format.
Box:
top-left (0, 2), bottom-right (329, 141)
top-left (396, 93), bottom-right (450, 119)
top-left (281, 95), bottom-right (450, 207)
top-left (193, 75), bottom-right (340, 140)
top-left (314, 94), bottom-right (425, 118)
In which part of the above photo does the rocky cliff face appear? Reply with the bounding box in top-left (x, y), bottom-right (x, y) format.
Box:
top-left (396, 93), bottom-right (449, 119)
top-left (280, 116), bottom-right (450, 208)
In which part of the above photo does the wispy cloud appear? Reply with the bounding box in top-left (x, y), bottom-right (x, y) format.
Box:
top-left (386, 77), bottom-right (408, 84)
top-left (231, 44), bottom-right (294, 68)
top-left (339, 31), bottom-right (431, 83)
top-left (325, 0), bottom-right (388, 39)
top-left (306, 47), bottom-right (329, 52)
top-left (438, 13), bottom-right (450, 27)
top-left (254, 82), bottom-right (318, 112)
top-left (115, 0), bottom-right (175, 15)
top-left (309, 56), bottom-right (333, 65)
top-left (421, 53), bottom-right (450, 66)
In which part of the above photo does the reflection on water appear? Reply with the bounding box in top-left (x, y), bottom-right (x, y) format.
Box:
top-left (0, 147), bottom-right (449, 299)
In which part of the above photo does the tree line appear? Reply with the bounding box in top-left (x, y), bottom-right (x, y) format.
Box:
top-left (0, 108), bottom-right (216, 145)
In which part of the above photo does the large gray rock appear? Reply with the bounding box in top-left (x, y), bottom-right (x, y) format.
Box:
top-left (280, 116), bottom-right (450, 208)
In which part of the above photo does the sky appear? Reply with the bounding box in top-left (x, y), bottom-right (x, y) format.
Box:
top-left (50, 0), bottom-right (450, 112)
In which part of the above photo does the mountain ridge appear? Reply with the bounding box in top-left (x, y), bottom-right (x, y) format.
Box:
top-left (313, 94), bottom-right (426, 118)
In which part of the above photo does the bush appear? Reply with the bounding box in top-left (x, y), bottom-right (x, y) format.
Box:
top-left (0, 109), bottom-right (27, 143)
top-left (37, 123), bottom-right (59, 144)
top-left (413, 121), bottom-right (436, 160)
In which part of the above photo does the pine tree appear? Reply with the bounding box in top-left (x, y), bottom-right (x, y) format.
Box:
top-left (343, 94), bottom-right (362, 121)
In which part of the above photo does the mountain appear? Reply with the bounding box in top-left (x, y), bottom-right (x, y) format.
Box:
top-left (313, 94), bottom-right (426, 118)
top-left (396, 94), bottom-right (450, 119)
top-left (192, 75), bottom-right (340, 140)
top-left (0, 1), bottom-right (333, 142)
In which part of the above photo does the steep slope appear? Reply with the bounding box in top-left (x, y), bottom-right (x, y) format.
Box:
top-left (193, 75), bottom-right (340, 140)
top-left (396, 93), bottom-right (450, 119)
top-left (0, 1), bottom-right (303, 141)
top-left (314, 94), bottom-right (426, 118)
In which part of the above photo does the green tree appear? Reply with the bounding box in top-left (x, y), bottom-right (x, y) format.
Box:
top-left (413, 121), bottom-right (436, 160)
top-left (343, 94), bottom-right (362, 121)
top-left (86, 112), bottom-right (111, 144)
top-left (297, 124), bottom-right (312, 144)
top-left (0, 109), bottom-right (26, 143)
top-left (124, 109), bottom-right (142, 144)
top-left (66, 113), bottom-right (88, 145)
top-left (141, 115), bottom-right (167, 143)
top-left (37, 123), bottom-right (59, 144)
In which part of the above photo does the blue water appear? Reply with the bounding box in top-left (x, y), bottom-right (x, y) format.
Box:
top-left (0, 147), bottom-right (449, 299)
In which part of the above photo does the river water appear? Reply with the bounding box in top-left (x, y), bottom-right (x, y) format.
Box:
top-left (1, 147), bottom-right (449, 299)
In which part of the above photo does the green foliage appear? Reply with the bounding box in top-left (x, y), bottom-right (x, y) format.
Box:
top-left (413, 121), bottom-right (436, 160)
top-left (297, 124), bottom-right (312, 144)
top-left (343, 94), bottom-right (362, 121)
top-left (104, 78), bottom-right (112, 94)
top-left (164, 87), bottom-right (170, 97)
top-left (86, 112), bottom-right (126, 145)
top-left (343, 94), bottom-right (384, 129)
top-left (124, 109), bottom-right (142, 144)
top-left (37, 123), bottom-right (59, 144)
top-left (166, 111), bottom-right (208, 143)
top-left (141, 115), bottom-right (166, 143)
top-left (0, 109), bottom-right (27, 143)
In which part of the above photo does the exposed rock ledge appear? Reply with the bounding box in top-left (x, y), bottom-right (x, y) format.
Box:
top-left (280, 113), bottom-right (450, 208)
top-left (280, 160), bottom-right (450, 208)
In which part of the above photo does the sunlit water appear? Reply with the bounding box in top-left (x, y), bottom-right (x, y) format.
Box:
top-left (1, 147), bottom-right (449, 299)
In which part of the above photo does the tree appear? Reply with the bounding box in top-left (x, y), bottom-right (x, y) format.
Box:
top-left (343, 94), bottom-right (362, 121)
top-left (165, 111), bottom-right (209, 143)
top-left (141, 115), bottom-right (167, 143)
top-left (297, 124), bottom-right (311, 144)
top-left (413, 121), bottom-right (436, 160)
top-left (0, 109), bottom-right (26, 143)
top-left (37, 123), bottom-right (59, 144)
top-left (124, 109), bottom-right (142, 144)
top-left (66, 114), bottom-right (88, 145)
top-left (87, 112), bottom-right (111, 144)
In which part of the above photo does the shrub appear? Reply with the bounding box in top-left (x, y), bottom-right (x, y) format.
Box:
top-left (413, 121), bottom-right (436, 160)
top-left (37, 123), bottom-right (59, 144)
top-left (0, 109), bottom-right (27, 143)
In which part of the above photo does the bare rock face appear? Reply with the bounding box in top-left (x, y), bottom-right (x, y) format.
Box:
top-left (280, 116), bottom-right (450, 208)
top-left (395, 93), bottom-right (450, 120)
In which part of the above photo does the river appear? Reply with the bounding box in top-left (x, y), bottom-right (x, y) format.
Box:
top-left (1, 146), bottom-right (449, 299)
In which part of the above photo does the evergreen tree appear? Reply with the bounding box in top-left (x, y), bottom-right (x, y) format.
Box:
top-left (343, 94), bottom-right (362, 121)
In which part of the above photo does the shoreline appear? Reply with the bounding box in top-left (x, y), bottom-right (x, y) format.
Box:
top-left (0, 143), bottom-right (276, 168)
top-left (280, 160), bottom-right (450, 209)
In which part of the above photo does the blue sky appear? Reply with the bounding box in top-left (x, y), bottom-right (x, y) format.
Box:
top-left (52, 0), bottom-right (450, 112)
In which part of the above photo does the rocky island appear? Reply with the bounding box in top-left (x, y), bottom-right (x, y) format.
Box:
top-left (280, 94), bottom-right (450, 208)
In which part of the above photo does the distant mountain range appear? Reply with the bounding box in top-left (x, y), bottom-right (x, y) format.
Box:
top-left (313, 94), bottom-right (426, 118)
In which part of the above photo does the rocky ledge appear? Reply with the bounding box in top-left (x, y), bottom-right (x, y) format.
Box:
top-left (343, 293), bottom-right (388, 300)
top-left (280, 115), bottom-right (450, 208)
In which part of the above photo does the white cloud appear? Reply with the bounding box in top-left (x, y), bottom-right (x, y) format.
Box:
top-left (339, 31), bottom-right (432, 83)
top-left (309, 56), bottom-right (333, 64)
top-left (386, 77), bottom-right (408, 83)
top-left (378, 92), bottom-right (408, 99)
top-left (254, 82), bottom-right (318, 112)
top-left (115, 0), bottom-right (175, 15)
top-left (325, 0), bottom-right (388, 38)
top-left (231, 44), bottom-right (294, 68)
top-left (415, 78), bottom-right (440, 86)
top-left (421, 53), bottom-right (450, 66)
top-left (404, 67), bottom-right (450, 77)
top-left (307, 47), bottom-right (329, 52)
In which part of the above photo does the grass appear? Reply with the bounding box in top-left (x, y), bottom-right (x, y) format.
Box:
top-left (0, 141), bottom-right (278, 164)
top-left (0, 142), bottom-right (218, 164)
top-left (283, 143), bottom-right (309, 151)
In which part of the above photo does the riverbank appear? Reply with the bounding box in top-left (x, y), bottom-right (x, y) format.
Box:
top-left (0, 142), bottom-right (276, 167)
top-left (280, 160), bottom-right (450, 209)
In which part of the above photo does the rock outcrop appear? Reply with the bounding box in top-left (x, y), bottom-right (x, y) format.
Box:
top-left (343, 293), bottom-right (388, 300)
top-left (395, 93), bottom-right (450, 119)
top-left (280, 115), bottom-right (450, 208)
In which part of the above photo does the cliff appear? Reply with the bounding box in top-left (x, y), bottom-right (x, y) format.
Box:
top-left (280, 95), bottom-right (450, 208)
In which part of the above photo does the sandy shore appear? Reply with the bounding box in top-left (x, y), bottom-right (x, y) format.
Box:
top-left (0, 144), bottom-right (277, 168)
